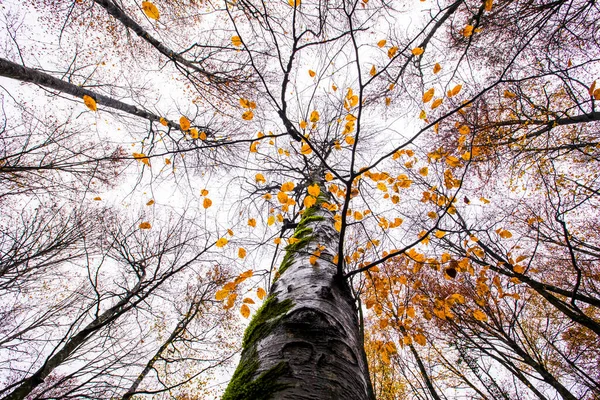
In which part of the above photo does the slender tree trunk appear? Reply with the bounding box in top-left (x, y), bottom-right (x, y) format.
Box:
top-left (222, 196), bottom-right (374, 399)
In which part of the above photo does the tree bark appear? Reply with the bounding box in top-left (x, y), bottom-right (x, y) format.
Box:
top-left (222, 198), bottom-right (374, 399)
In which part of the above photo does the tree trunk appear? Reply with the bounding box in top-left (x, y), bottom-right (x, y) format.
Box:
top-left (222, 199), bottom-right (374, 399)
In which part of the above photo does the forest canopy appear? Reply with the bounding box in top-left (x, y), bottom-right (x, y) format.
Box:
top-left (0, 0), bottom-right (599, 398)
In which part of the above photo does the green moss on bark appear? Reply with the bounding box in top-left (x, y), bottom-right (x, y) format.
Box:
top-left (221, 347), bottom-right (290, 400)
top-left (242, 296), bottom-right (294, 350)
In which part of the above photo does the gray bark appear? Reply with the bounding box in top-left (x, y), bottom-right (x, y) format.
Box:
top-left (223, 204), bottom-right (374, 399)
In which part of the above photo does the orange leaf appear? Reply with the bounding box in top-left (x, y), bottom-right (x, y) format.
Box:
top-left (431, 98), bottom-right (443, 109)
top-left (377, 39), bottom-right (387, 48)
top-left (242, 110), bottom-right (254, 120)
top-left (83, 95), bottom-right (97, 111)
top-left (139, 222), bottom-right (152, 229)
top-left (141, 1), bottom-right (160, 20)
top-left (422, 88), bottom-right (435, 103)
top-left (179, 116), bottom-right (190, 131)
top-left (433, 63), bottom-right (442, 74)
top-left (240, 304), bottom-right (251, 318)
top-left (308, 69), bottom-right (316, 77)
top-left (412, 47), bottom-right (424, 56)
top-left (257, 287), bottom-right (266, 300)
top-left (203, 197), bottom-right (212, 209)
top-left (216, 237), bottom-right (228, 247)
top-left (215, 289), bottom-right (229, 301)
top-left (231, 36), bottom-right (242, 47)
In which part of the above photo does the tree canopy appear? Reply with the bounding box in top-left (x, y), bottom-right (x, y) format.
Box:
top-left (0, 0), bottom-right (599, 398)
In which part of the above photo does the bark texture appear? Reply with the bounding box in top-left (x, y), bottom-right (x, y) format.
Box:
top-left (223, 203), bottom-right (374, 400)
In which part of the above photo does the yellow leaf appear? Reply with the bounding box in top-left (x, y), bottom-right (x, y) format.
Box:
top-left (139, 222), bottom-right (152, 229)
top-left (419, 166), bottom-right (428, 176)
top-left (309, 255), bottom-right (317, 265)
top-left (199, 131), bottom-right (207, 140)
top-left (377, 182), bottom-right (387, 192)
top-left (354, 211), bottom-right (363, 220)
top-left (83, 95), bottom-right (97, 111)
top-left (422, 88), bottom-right (435, 103)
top-left (277, 191), bottom-right (289, 204)
top-left (448, 84), bottom-right (462, 97)
top-left (307, 183), bottom-right (320, 197)
top-left (267, 215), bottom-right (275, 226)
top-left (480, 197), bottom-right (490, 204)
top-left (419, 109), bottom-right (427, 119)
top-left (484, 0), bottom-right (493, 11)
top-left (433, 63), bottom-right (441, 74)
top-left (309, 110), bottom-right (320, 123)
top-left (240, 304), bottom-right (251, 318)
top-left (274, 237), bottom-right (281, 245)
top-left (215, 289), bottom-right (229, 301)
top-left (281, 181), bottom-right (295, 191)
top-left (146, 199), bottom-right (154, 206)
top-left (345, 135), bottom-right (355, 145)
top-left (377, 39), bottom-right (387, 48)
top-left (497, 229), bottom-right (512, 238)
top-left (179, 116), bottom-right (190, 131)
top-left (231, 36), bottom-right (242, 47)
top-left (325, 172), bottom-right (334, 181)
top-left (434, 230), bottom-right (446, 238)
top-left (189, 128), bottom-right (199, 139)
top-left (225, 293), bottom-right (237, 309)
top-left (242, 110), bottom-right (254, 120)
top-left (216, 237), bottom-right (228, 248)
top-left (255, 173), bottom-right (266, 184)
top-left (431, 98), bottom-right (443, 109)
top-left (257, 287), bottom-right (266, 300)
top-left (412, 47), bottom-right (424, 56)
top-left (288, 0), bottom-right (301, 6)
top-left (203, 197), bottom-right (212, 209)
top-left (463, 25), bottom-right (474, 37)
top-left (141, 1), bottom-right (160, 20)
top-left (473, 309), bottom-right (488, 322)
top-left (133, 153), bottom-right (151, 167)
top-left (427, 211), bottom-right (437, 219)
top-left (414, 333), bottom-right (427, 346)
top-left (370, 65), bottom-right (376, 76)
top-left (93, 196), bottom-right (102, 201)
top-left (301, 142), bottom-right (312, 155)
top-left (304, 195), bottom-right (316, 208)
top-left (238, 248), bottom-right (247, 258)
top-left (387, 46), bottom-right (398, 58)
top-left (308, 69), bottom-right (316, 77)
top-left (249, 141), bottom-right (259, 153)
top-left (446, 155), bottom-right (461, 167)
top-left (299, 120), bottom-right (307, 129)
top-left (513, 264), bottom-right (525, 274)
top-left (248, 218), bottom-right (257, 227)
top-left (459, 125), bottom-right (470, 135)
top-left (239, 98), bottom-right (253, 108)
top-left (159, 117), bottom-right (168, 126)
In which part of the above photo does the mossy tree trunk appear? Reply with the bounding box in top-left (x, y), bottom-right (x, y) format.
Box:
top-left (223, 197), bottom-right (374, 400)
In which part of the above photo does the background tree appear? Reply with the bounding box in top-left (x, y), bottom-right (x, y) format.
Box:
top-left (0, 0), bottom-right (598, 398)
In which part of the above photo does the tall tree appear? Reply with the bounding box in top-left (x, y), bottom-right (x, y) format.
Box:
top-left (1, 0), bottom-right (599, 398)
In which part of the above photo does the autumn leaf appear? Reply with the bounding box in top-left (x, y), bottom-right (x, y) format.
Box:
top-left (422, 88), bottom-right (435, 103)
top-left (133, 153), bottom-right (151, 167)
top-left (240, 304), bottom-right (251, 318)
top-left (325, 172), bottom-right (334, 181)
top-left (484, 0), bottom-right (493, 11)
top-left (377, 39), bottom-right (386, 48)
top-left (159, 117), bottom-right (168, 126)
top-left (83, 95), bottom-right (97, 111)
top-left (448, 84), bottom-right (462, 97)
top-left (308, 69), bottom-right (316, 77)
top-left (255, 173), bottom-right (266, 184)
top-left (418, 166), bottom-right (428, 176)
top-left (496, 228), bottom-right (512, 238)
top-left (146, 199), bottom-right (154, 206)
top-left (215, 289), bottom-right (229, 301)
top-left (141, 1), bottom-right (160, 20)
top-left (412, 47), bottom-right (424, 56)
top-left (257, 287), bottom-right (266, 300)
top-left (387, 46), bottom-right (398, 58)
top-left (238, 247), bottom-right (247, 258)
top-left (301, 142), bottom-right (312, 154)
top-left (281, 181), bottom-right (295, 192)
top-left (463, 25), bottom-right (474, 37)
top-left (433, 63), bottom-right (442, 74)
top-left (414, 333), bottom-right (427, 346)
top-left (243, 297), bottom-right (255, 304)
top-left (93, 196), bottom-right (102, 201)
top-left (419, 109), bottom-right (427, 119)
top-left (309, 110), bottom-right (320, 123)
top-left (504, 90), bottom-right (517, 98)
top-left (203, 197), bottom-right (212, 209)
top-left (216, 237), bottom-right (228, 248)
top-left (445, 155), bottom-right (461, 167)
top-left (249, 141), bottom-right (259, 153)
top-left (242, 110), bottom-right (254, 120)
top-left (179, 116), bottom-right (190, 131)
top-left (267, 215), bottom-right (275, 226)
top-left (431, 98), bottom-right (443, 109)
top-left (307, 183), bottom-right (320, 197)
top-left (288, 0), bottom-right (301, 6)
top-left (304, 195), bottom-right (316, 208)
top-left (473, 309), bottom-right (488, 322)
top-left (345, 136), bottom-right (355, 145)
top-left (248, 218), bottom-right (257, 227)
top-left (369, 65), bottom-right (376, 76)
top-left (139, 222), bottom-right (152, 229)
top-left (231, 36), bottom-right (242, 47)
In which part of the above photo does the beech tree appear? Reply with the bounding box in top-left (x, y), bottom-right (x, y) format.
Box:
top-left (1, 0), bottom-right (599, 398)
